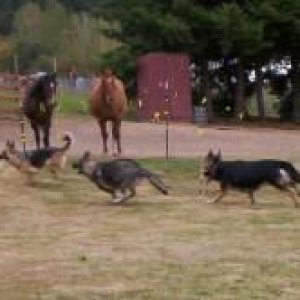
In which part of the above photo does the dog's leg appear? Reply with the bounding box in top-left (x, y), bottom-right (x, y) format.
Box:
top-left (248, 190), bottom-right (256, 206)
top-left (112, 190), bottom-right (125, 204)
top-left (199, 174), bottom-right (209, 196)
top-left (206, 185), bottom-right (227, 203)
top-left (293, 183), bottom-right (300, 196)
top-left (120, 187), bottom-right (136, 203)
top-left (26, 172), bottom-right (36, 186)
top-left (50, 167), bottom-right (59, 180)
top-left (283, 186), bottom-right (299, 208)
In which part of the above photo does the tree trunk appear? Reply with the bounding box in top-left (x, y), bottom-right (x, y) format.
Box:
top-left (255, 61), bottom-right (265, 120)
top-left (201, 59), bottom-right (214, 122)
top-left (235, 58), bottom-right (245, 120)
top-left (291, 56), bottom-right (300, 123)
top-left (224, 57), bottom-right (233, 99)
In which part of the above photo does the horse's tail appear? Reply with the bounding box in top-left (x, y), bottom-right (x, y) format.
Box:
top-left (60, 132), bottom-right (74, 152)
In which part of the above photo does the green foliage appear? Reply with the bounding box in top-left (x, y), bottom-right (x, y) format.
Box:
top-left (6, 0), bottom-right (118, 72)
top-left (98, 46), bottom-right (136, 96)
top-left (257, 0), bottom-right (300, 56)
top-left (212, 2), bottom-right (265, 58)
top-left (57, 90), bottom-right (88, 115)
top-left (0, 0), bottom-right (27, 35)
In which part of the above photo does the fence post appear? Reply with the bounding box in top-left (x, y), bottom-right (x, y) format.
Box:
top-left (14, 54), bottom-right (27, 153)
top-left (164, 80), bottom-right (170, 160)
top-left (53, 57), bottom-right (57, 73)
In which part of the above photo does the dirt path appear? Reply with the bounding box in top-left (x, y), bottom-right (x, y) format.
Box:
top-left (0, 116), bottom-right (299, 159)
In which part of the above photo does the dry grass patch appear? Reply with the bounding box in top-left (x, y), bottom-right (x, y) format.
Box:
top-left (0, 159), bottom-right (299, 299)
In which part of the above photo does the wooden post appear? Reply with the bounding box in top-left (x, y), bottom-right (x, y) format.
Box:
top-left (165, 110), bottom-right (169, 160)
top-left (14, 54), bottom-right (19, 74)
top-left (53, 57), bottom-right (59, 144)
top-left (14, 54), bottom-right (27, 153)
top-left (164, 80), bottom-right (170, 160)
top-left (53, 57), bottom-right (57, 73)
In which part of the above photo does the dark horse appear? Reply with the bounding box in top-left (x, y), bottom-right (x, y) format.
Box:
top-left (21, 73), bottom-right (57, 149)
top-left (90, 69), bottom-right (128, 156)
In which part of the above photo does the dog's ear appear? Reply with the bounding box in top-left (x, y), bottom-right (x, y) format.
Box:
top-left (217, 149), bottom-right (222, 161)
top-left (207, 149), bottom-right (213, 158)
top-left (82, 151), bottom-right (91, 160)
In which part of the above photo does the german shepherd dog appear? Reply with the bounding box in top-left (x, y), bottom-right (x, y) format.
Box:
top-left (73, 151), bottom-right (168, 204)
top-left (202, 150), bottom-right (300, 207)
top-left (0, 133), bottom-right (73, 177)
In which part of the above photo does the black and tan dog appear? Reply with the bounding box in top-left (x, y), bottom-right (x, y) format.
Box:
top-left (73, 151), bottom-right (168, 204)
top-left (0, 133), bottom-right (73, 177)
top-left (202, 150), bottom-right (300, 207)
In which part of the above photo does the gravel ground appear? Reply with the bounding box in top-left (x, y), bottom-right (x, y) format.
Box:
top-left (0, 116), bottom-right (299, 159)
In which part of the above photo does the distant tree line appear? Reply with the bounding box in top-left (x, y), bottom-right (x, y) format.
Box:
top-left (0, 0), bottom-right (117, 73)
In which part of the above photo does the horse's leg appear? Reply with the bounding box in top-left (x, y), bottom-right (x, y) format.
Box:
top-left (98, 120), bottom-right (108, 154)
top-left (112, 119), bottom-right (121, 156)
top-left (31, 122), bottom-right (40, 149)
top-left (43, 122), bottom-right (51, 148)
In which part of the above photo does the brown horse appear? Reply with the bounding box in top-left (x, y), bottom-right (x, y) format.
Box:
top-left (90, 69), bottom-right (128, 156)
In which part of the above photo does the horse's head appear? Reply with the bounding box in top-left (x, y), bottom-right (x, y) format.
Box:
top-left (28, 73), bottom-right (57, 110)
top-left (101, 69), bottom-right (116, 105)
top-left (41, 73), bottom-right (57, 108)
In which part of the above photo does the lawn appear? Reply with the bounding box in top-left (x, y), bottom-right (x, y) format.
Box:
top-left (57, 89), bottom-right (137, 121)
top-left (57, 90), bottom-right (89, 115)
top-left (0, 158), bottom-right (299, 299)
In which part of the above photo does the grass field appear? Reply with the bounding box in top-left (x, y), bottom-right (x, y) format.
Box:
top-left (0, 158), bottom-right (300, 299)
top-left (57, 90), bottom-right (137, 121)
top-left (57, 90), bottom-right (89, 115)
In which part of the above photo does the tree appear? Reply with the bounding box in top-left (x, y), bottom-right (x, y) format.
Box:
top-left (257, 0), bottom-right (300, 122)
top-left (0, 0), bottom-right (27, 35)
top-left (12, 0), bottom-right (117, 72)
top-left (212, 2), bottom-right (266, 119)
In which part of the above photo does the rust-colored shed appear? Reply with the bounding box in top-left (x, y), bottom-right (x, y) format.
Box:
top-left (137, 52), bottom-right (192, 122)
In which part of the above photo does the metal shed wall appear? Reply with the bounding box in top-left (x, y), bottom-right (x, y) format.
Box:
top-left (137, 52), bottom-right (192, 122)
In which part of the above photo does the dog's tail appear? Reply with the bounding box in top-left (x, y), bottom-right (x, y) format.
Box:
top-left (139, 169), bottom-right (168, 195)
top-left (60, 132), bottom-right (74, 152)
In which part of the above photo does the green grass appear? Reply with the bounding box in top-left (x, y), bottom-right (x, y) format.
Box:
top-left (0, 158), bottom-right (300, 299)
top-left (57, 90), bottom-right (89, 115)
top-left (57, 89), bottom-right (138, 121)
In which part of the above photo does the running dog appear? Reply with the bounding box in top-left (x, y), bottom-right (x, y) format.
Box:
top-left (0, 133), bottom-right (73, 177)
top-left (73, 151), bottom-right (168, 204)
top-left (202, 149), bottom-right (300, 207)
